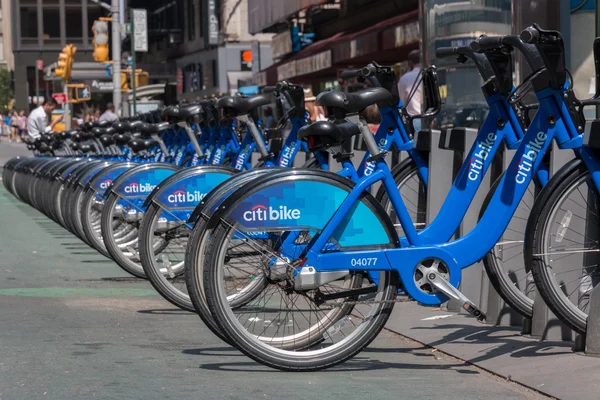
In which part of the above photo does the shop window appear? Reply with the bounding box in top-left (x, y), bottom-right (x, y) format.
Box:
top-left (42, 8), bottom-right (61, 44)
top-left (20, 7), bottom-right (38, 39)
top-left (188, 0), bottom-right (196, 41)
top-left (66, 8), bottom-right (83, 42)
top-left (184, 63), bottom-right (204, 92)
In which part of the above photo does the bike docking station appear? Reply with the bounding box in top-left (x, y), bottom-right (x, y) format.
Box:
top-left (405, 123), bottom-right (600, 355)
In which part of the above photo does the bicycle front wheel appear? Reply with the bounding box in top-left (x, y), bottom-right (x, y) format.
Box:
top-left (527, 161), bottom-right (599, 334)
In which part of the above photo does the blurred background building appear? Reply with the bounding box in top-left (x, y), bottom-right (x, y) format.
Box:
top-left (3, 0), bottom-right (600, 122)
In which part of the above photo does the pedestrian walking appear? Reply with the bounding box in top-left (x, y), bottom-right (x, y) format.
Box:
top-left (9, 111), bottom-right (19, 142)
top-left (397, 49), bottom-right (422, 132)
top-left (18, 110), bottom-right (27, 141)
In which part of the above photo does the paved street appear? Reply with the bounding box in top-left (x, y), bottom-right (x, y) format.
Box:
top-left (0, 141), bottom-right (30, 167)
top-left (0, 158), bottom-right (547, 399)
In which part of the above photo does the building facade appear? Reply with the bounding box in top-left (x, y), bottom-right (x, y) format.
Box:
top-left (11, 0), bottom-right (106, 110)
top-left (1, 0), bottom-right (14, 70)
top-left (132, 0), bottom-right (273, 101)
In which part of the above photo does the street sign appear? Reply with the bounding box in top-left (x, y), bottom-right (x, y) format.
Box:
top-left (52, 93), bottom-right (67, 104)
top-left (91, 80), bottom-right (115, 92)
top-left (124, 23), bottom-right (132, 34)
top-left (132, 9), bottom-right (148, 52)
top-left (105, 63), bottom-right (113, 77)
top-left (36, 59), bottom-right (43, 71)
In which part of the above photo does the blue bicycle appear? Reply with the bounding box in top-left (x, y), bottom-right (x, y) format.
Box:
top-left (198, 25), bottom-right (600, 370)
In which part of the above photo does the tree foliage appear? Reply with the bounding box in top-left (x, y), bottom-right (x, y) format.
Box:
top-left (0, 69), bottom-right (13, 114)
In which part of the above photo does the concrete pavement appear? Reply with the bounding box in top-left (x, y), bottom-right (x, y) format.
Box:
top-left (0, 183), bottom-right (547, 399)
top-left (0, 141), bottom-right (30, 167)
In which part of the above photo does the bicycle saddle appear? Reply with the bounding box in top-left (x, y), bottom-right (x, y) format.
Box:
top-left (129, 120), bottom-right (144, 131)
top-left (217, 94), bottom-right (270, 116)
top-left (128, 137), bottom-right (147, 153)
top-left (78, 143), bottom-right (94, 153)
top-left (113, 121), bottom-right (132, 133)
top-left (163, 105), bottom-right (203, 121)
top-left (317, 88), bottom-right (392, 114)
top-left (113, 132), bottom-right (132, 145)
top-left (61, 130), bottom-right (77, 140)
top-left (144, 138), bottom-right (159, 149)
top-left (82, 122), bottom-right (94, 132)
top-left (100, 134), bottom-right (115, 146)
top-left (92, 127), bottom-right (106, 138)
top-left (97, 120), bottom-right (111, 128)
top-left (298, 120), bottom-right (361, 151)
top-left (155, 122), bottom-right (172, 132)
top-left (139, 122), bottom-right (159, 137)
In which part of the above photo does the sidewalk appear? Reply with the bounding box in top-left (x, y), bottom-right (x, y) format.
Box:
top-left (385, 302), bottom-right (600, 399)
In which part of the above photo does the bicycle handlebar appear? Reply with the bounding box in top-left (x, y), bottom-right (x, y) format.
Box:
top-left (263, 86), bottom-right (277, 93)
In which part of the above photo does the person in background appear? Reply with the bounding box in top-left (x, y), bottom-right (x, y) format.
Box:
top-left (10, 110), bottom-right (19, 142)
top-left (363, 104), bottom-right (381, 133)
top-left (304, 89), bottom-right (327, 123)
top-left (263, 106), bottom-right (276, 129)
top-left (98, 103), bottom-right (118, 123)
top-left (4, 112), bottom-right (11, 138)
top-left (93, 108), bottom-right (101, 122)
top-left (27, 98), bottom-right (62, 140)
top-left (397, 49), bottom-right (422, 132)
top-left (18, 110), bottom-right (27, 141)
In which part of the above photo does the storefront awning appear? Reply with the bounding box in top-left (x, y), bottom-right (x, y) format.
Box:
top-left (255, 9), bottom-right (420, 86)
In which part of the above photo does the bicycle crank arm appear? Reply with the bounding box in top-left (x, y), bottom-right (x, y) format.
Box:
top-left (425, 271), bottom-right (486, 322)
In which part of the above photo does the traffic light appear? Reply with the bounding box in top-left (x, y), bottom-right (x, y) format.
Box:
top-left (56, 44), bottom-right (76, 81)
top-left (92, 20), bottom-right (109, 63)
top-left (120, 71), bottom-right (129, 91)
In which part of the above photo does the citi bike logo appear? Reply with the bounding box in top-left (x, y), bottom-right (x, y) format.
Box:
top-left (468, 132), bottom-right (497, 181)
top-left (235, 144), bottom-right (252, 169)
top-left (213, 145), bottom-right (226, 163)
top-left (515, 131), bottom-right (547, 184)
top-left (167, 189), bottom-right (206, 203)
top-left (364, 138), bottom-right (387, 176)
top-left (99, 179), bottom-right (113, 189)
top-left (279, 142), bottom-right (297, 167)
top-left (175, 149), bottom-right (184, 165)
top-left (243, 204), bottom-right (301, 222)
top-left (124, 182), bottom-right (155, 194)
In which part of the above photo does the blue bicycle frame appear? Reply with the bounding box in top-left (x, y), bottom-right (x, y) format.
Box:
top-left (304, 82), bottom-right (592, 306)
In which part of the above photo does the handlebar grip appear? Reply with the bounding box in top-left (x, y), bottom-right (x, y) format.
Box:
top-left (435, 47), bottom-right (457, 58)
top-left (340, 69), bottom-right (362, 79)
top-left (470, 36), bottom-right (504, 52)
top-left (520, 26), bottom-right (540, 44)
top-left (263, 86), bottom-right (277, 93)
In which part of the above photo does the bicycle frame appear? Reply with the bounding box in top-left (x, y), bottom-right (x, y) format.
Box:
top-left (305, 84), bottom-right (588, 306)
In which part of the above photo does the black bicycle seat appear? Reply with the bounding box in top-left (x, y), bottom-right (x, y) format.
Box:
top-left (140, 122), bottom-right (159, 137)
top-left (113, 132), bottom-right (132, 145)
top-left (144, 138), bottom-right (159, 149)
top-left (217, 94), bottom-right (270, 116)
top-left (99, 134), bottom-right (115, 146)
top-left (113, 121), bottom-right (132, 133)
top-left (129, 120), bottom-right (144, 131)
top-left (298, 120), bottom-right (361, 151)
top-left (317, 88), bottom-right (392, 114)
top-left (78, 143), bottom-right (94, 153)
top-left (92, 127), bottom-right (106, 138)
top-left (163, 105), bottom-right (202, 121)
top-left (128, 137), bottom-right (147, 153)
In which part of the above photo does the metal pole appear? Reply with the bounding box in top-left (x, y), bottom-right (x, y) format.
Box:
top-left (35, 60), bottom-right (39, 106)
top-left (130, 8), bottom-right (136, 115)
top-left (64, 82), bottom-right (71, 130)
top-left (111, 0), bottom-right (121, 116)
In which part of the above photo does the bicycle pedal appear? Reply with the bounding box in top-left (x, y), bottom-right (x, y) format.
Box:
top-left (426, 271), bottom-right (486, 322)
top-left (461, 302), bottom-right (487, 323)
